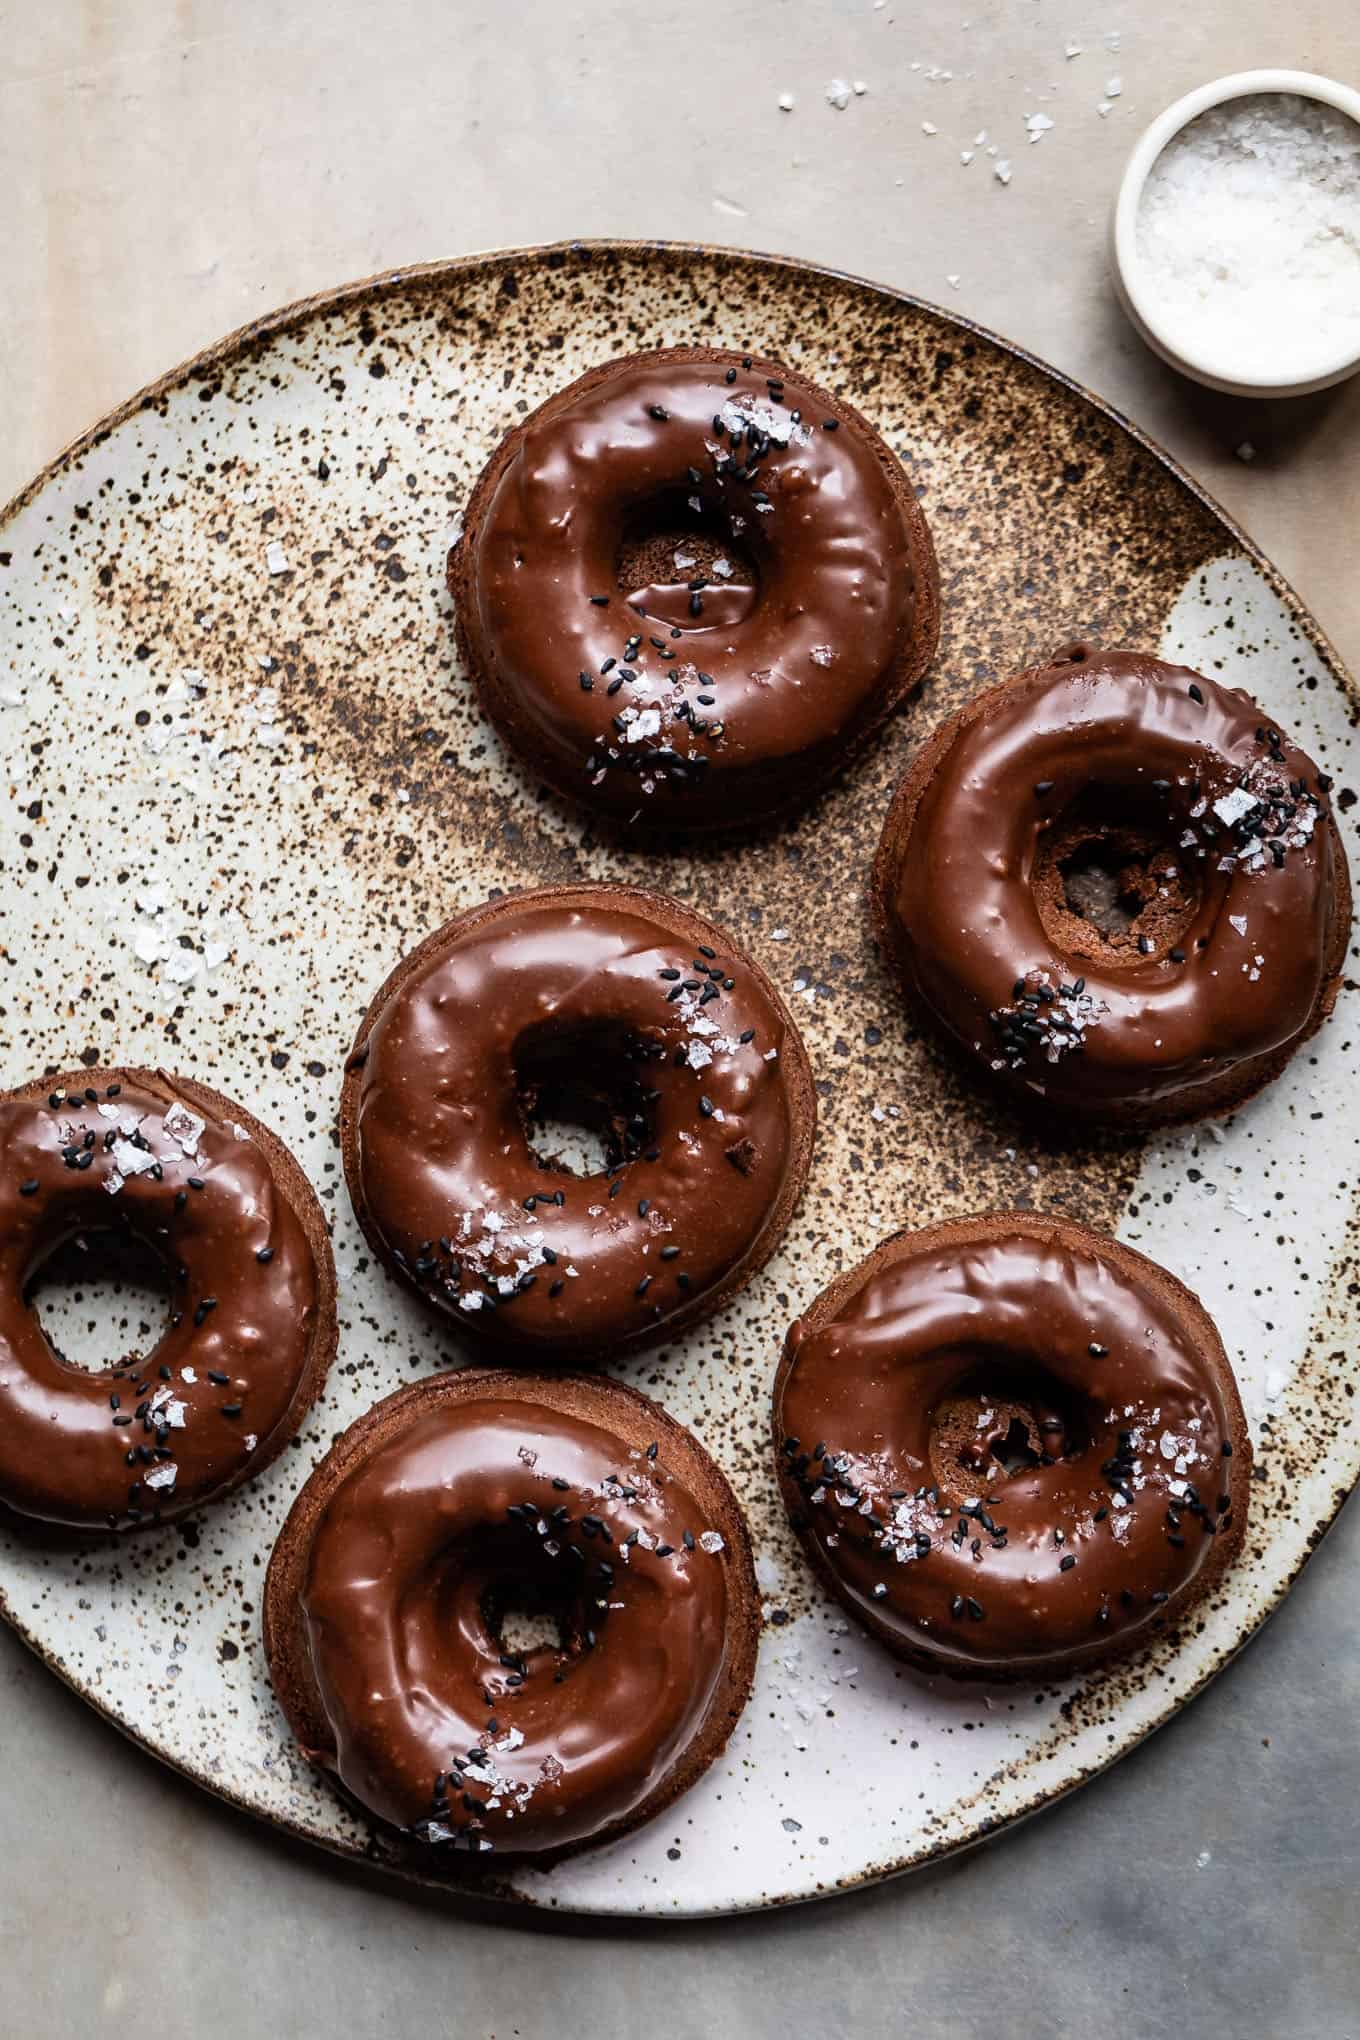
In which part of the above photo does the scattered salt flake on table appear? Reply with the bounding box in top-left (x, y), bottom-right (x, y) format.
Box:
top-left (1026, 112), bottom-right (1054, 142)
top-left (1196, 1848), bottom-right (1212, 1869)
top-left (1105, 75), bottom-right (1123, 97)
top-left (1065, 41), bottom-right (1083, 58)
top-left (1097, 101), bottom-right (1114, 118)
top-left (853, 80), bottom-right (868, 96)
top-left (778, 91), bottom-right (794, 112)
top-left (826, 79), bottom-right (852, 110)
top-left (947, 274), bottom-right (962, 288)
top-left (995, 159), bottom-right (1012, 184)
top-left (921, 121), bottom-right (938, 135)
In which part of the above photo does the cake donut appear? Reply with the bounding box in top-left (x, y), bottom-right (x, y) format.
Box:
top-left (773, 1213), bottom-right (1250, 1679)
top-left (0, 1069), bottom-right (336, 1532)
top-left (449, 345), bottom-right (940, 829)
top-left (872, 645), bottom-right (1351, 1127)
top-left (264, 1369), bottom-right (759, 1861)
top-left (341, 884), bottom-right (815, 1357)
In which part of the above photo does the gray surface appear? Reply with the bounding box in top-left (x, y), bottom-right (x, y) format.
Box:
top-left (1, 2), bottom-right (1358, 2035)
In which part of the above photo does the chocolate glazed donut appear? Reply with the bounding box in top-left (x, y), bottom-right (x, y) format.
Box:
top-left (341, 884), bottom-right (815, 1358)
top-left (449, 346), bottom-right (940, 829)
top-left (0, 1069), bottom-right (336, 1532)
top-left (264, 1370), bottom-right (759, 1862)
top-left (872, 645), bottom-right (1351, 1127)
top-left (773, 1214), bottom-right (1250, 1680)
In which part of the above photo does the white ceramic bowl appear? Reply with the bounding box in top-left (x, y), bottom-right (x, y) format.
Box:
top-left (1111, 68), bottom-right (1360, 398)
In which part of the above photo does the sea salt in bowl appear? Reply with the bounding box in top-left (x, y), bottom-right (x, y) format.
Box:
top-left (1112, 71), bottom-right (1360, 398)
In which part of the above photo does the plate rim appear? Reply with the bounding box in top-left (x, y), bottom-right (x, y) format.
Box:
top-left (1, 236), bottom-right (1356, 1918)
top-left (2, 235), bottom-right (1355, 699)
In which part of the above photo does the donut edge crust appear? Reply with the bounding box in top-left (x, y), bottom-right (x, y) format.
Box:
top-left (869, 652), bottom-right (1353, 1131)
top-left (771, 1209), bottom-right (1253, 1683)
top-left (338, 881), bottom-right (817, 1361)
top-left (263, 1366), bottom-right (761, 1869)
top-left (0, 1066), bottom-right (338, 1534)
top-left (448, 343), bottom-right (942, 832)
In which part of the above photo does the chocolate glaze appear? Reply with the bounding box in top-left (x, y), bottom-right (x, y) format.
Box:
top-left (455, 349), bottom-right (935, 825)
top-left (298, 1395), bottom-right (733, 1854)
top-left (877, 646), bottom-right (1345, 1117)
top-left (776, 1221), bottom-right (1249, 1675)
top-left (0, 1073), bottom-right (321, 1530)
top-left (347, 888), bottom-right (809, 1352)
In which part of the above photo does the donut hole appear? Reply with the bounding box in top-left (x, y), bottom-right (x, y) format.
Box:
top-left (929, 1357), bottom-right (1089, 1496)
top-left (1031, 793), bottom-right (1201, 963)
top-left (477, 1550), bottom-right (594, 1670)
top-left (481, 1578), bottom-right (572, 1660)
top-left (514, 1018), bottom-right (660, 1181)
top-left (24, 1225), bottom-right (172, 1377)
top-left (615, 490), bottom-right (760, 633)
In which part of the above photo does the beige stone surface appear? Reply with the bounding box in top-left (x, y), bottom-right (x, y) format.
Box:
top-left (1, 4), bottom-right (1358, 2036)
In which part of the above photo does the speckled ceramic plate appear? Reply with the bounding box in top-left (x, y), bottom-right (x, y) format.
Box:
top-left (1, 242), bottom-right (1356, 1918)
